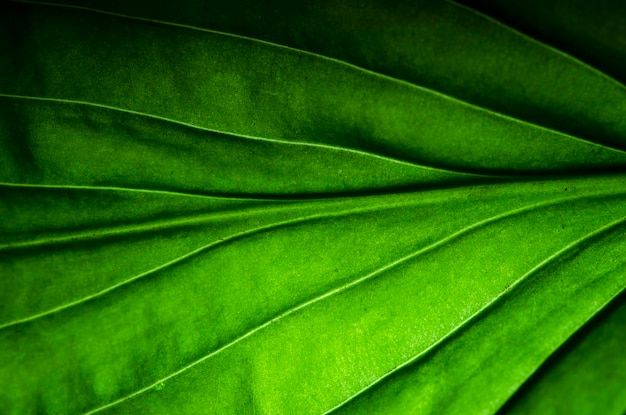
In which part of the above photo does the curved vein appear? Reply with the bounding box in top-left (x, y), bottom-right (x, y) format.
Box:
top-left (0, 94), bottom-right (503, 178)
top-left (0, 182), bottom-right (454, 203)
top-left (0, 182), bottom-right (295, 201)
top-left (79, 193), bottom-right (626, 414)
top-left (0, 194), bottom-right (438, 330)
top-left (322, 215), bottom-right (626, 415)
top-left (446, 0), bottom-right (626, 92)
top-left (0, 183), bottom-right (436, 251)
top-left (492, 284), bottom-right (626, 415)
top-left (3, 4), bottom-right (626, 156)
top-left (0, 207), bottom-right (267, 252)
top-left (0, 181), bottom-right (486, 204)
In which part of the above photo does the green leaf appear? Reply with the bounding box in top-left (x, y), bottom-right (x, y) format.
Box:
top-left (1, 0), bottom-right (625, 414)
top-left (499, 290), bottom-right (626, 415)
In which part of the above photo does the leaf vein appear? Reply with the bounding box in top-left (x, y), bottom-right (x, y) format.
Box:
top-left (0, 195), bottom-right (434, 329)
top-left (322, 215), bottom-right (626, 414)
top-left (0, 182), bottom-right (303, 201)
top-left (3, 2), bottom-right (626, 155)
top-left (0, 94), bottom-right (499, 178)
top-left (78, 195), bottom-right (626, 414)
top-left (445, 0), bottom-right (626, 91)
top-left (492, 284), bottom-right (626, 415)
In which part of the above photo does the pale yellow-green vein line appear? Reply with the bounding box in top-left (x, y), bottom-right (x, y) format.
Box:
top-left (0, 93), bottom-right (500, 178)
top-left (3, 1), bottom-right (626, 156)
top-left (0, 194), bottom-right (430, 330)
top-left (81, 192), bottom-right (626, 415)
top-left (322, 215), bottom-right (626, 414)
top-left (491, 283), bottom-right (626, 414)
top-left (0, 182), bottom-right (296, 201)
top-left (445, 0), bottom-right (626, 92)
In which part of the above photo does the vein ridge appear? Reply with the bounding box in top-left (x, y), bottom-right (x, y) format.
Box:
top-left (78, 195), bottom-right (625, 414)
top-left (0, 196), bottom-right (433, 330)
top-left (0, 182), bottom-right (287, 201)
top-left (0, 94), bottom-right (499, 177)
top-left (3, 3), bottom-right (626, 155)
top-left (492, 284), bottom-right (626, 415)
top-left (322, 215), bottom-right (626, 414)
top-left (445, 0), bottom-right (626, 92)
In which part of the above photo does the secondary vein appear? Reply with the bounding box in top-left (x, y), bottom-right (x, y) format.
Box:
top-left (322, 215), bottom-right (626, 414)
top-left (445, 0), bottom-right (626, 92)
top-left (0, 94), bottom-right (501, 178)
top-left (79, 193), bottom-right (626, 414)
top-left (4, 2), bottom-right (626, 156)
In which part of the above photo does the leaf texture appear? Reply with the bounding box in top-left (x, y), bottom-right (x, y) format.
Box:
top-left (0, 0), bottom-right (625, 414)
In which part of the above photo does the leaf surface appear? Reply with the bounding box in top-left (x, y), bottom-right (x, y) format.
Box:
top-left (0, 1), bottom-right (625, 414)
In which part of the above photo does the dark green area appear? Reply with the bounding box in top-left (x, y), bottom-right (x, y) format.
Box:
top-left (499, 291), bottom-right (626, 415)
